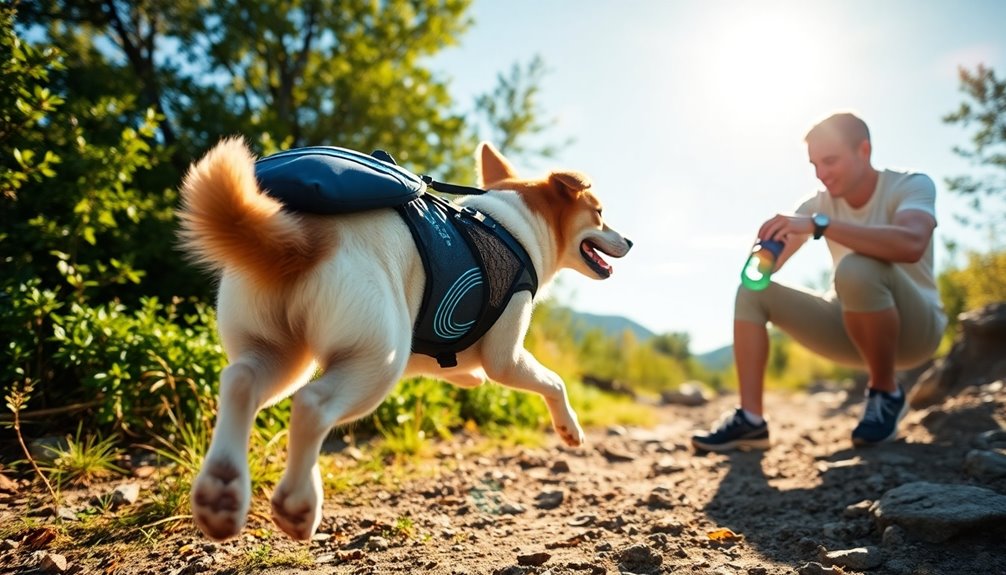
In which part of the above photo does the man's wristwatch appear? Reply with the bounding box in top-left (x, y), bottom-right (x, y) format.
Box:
top-left (811, 212), bottom-right (830, 240)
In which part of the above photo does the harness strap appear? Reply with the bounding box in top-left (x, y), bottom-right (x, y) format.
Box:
top-left (420, 174), bottom-right (487, 197)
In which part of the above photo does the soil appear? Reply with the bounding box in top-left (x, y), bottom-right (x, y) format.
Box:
top-left (2, 381), bottom-right (1005, 575)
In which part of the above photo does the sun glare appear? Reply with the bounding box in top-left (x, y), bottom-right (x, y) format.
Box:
top-left (701, 7), bottom-right (835, 126)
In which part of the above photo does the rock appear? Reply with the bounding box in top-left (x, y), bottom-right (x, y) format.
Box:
top-left (649, 517), bottom-right (684, 535)
top-left (818, 545), bottom-right (883, 570)
top-left (974, 428), bottom-right (1006, 450)
top-left (499, 501), bottom-right (525, 515)
top-left (39, 552), bottom-right (68, 573)
top-left (598, 444), bottom-right (635, 463)
top-left (880, 524), bottom-right (907, 548)
top-left (582, 374), bottom-right (636, 399)
top-left (660, 381), bottom-right (710, 406)
top-left (651, 457), bottom-right (683, 476)
top-left (1, 539), bottom-right (19, 551)
top-left (534, 490), bottom-right (564, 510)
top-left (872, 481), bottom-right (1006, 542)
top-left (366, 536), bottom-right (390, 551)
top-left (616, 543), bottom-right (662, 571)
top-left (964, 449), bottom-right (1006, 482)
top-left (56, 507), bottom-right (77, 522)
top-left (28, 437), bottom-right (69, 464)
top-left (550, 460), bottom-right (570, 474)
top-left (842, 499), bottom-right (873, 519)
top-left (111, 482), bottom-right (141, 507)
top-left (516, 552), bottom-right (550, 566)
top-left (646, 487), bottom-right (675, 509)
top-left (910, 302), bottom-right (1006, 408)
top-left (0, 472), bottom-right (18, 494)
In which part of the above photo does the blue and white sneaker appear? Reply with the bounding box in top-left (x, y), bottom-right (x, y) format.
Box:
top-left (691, 408), bottom-right (770, 452)
top-left (852, 386), bottom-right (908, 446)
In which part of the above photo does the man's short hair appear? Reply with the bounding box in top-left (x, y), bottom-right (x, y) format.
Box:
top-left (805, 112), bottom-right (871, 149)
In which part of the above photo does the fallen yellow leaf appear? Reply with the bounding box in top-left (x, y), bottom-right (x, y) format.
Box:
top-left (707, 528), bottom-right (742, 542)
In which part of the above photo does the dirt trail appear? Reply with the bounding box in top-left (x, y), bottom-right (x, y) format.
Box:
top-left (2, 383), bottom-right (1005, 574)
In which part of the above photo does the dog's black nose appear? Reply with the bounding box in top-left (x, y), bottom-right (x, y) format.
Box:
top-left (626, 238), bottom-right (634, 249)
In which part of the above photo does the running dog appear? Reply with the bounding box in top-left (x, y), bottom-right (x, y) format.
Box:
top-left (177, 139), bottom-right (632, 540)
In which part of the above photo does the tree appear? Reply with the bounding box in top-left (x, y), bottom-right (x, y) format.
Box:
top-left (943, 64), bottom-right (1006, 236)
top-left (22, 0), bottom-right (479, 180)
top-left (474, 54), bottom-right (573, 165)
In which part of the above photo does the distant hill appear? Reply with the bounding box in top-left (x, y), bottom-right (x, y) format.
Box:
top-left (694, 344), bottom-right (733, 372)
top-left (565, 307), bottom-right (734, 372)
top-left (566, 309), bottom-right (656, 342)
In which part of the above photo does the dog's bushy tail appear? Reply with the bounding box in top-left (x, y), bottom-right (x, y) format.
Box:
top-left (177, 137), bottom-right (319, 288)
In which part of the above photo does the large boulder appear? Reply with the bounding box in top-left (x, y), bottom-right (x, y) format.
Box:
top-left (909, 302), bottom-right (1006, 408)
top-left (871, 481), bottom-right (1006, 542)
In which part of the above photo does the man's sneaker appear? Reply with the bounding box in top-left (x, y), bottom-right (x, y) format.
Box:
top-left (691, 408), bottom-right (770, 452)
top-left (852, 386), bottom-right (908, 446)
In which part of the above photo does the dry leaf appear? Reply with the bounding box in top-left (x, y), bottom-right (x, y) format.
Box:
top-left (707, 527), bottom-right (742, 542)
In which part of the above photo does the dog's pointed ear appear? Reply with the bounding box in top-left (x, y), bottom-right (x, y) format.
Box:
top-left (476, 142), bottom-right (518, 188)
top-left (549, 171), bottom-right (592, 196)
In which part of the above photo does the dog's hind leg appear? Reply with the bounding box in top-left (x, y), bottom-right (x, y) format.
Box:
top-left (191, 348), bottom-right (315, 541)
top-left (270, 339), bottom-right (410, 540)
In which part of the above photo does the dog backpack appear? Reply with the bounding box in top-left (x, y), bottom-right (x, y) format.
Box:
top-left (253, 146), bottom-right (538, 368)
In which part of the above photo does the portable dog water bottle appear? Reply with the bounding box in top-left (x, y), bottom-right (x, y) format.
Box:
top-left (740, 239), bottom-right (784, 291)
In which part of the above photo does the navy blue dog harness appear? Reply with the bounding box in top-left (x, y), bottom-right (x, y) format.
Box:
top-left (255, 146), bottom-right (538, 368)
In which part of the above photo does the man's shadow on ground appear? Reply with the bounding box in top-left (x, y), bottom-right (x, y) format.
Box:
top-left (700, 401), bottom-right (1002, 566)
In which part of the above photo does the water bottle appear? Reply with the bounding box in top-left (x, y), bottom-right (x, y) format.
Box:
top-left (740, 239), bottom-right (784, 291)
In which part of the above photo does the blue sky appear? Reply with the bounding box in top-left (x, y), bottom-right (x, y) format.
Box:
top-left (431, 0), bottom-right (1006, 353)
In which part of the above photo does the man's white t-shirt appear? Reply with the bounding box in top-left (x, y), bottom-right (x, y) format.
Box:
top-left (795, 169), bottom-right (941, 310)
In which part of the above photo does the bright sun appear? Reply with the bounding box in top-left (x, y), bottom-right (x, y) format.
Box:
top-left (701, 7), bottom-right (838, 125)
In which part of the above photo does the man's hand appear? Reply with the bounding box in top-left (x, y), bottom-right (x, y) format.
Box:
top-left (754, 213), bottom-right (812, 273)
top-left (758, 213), bottom-right (814, 242)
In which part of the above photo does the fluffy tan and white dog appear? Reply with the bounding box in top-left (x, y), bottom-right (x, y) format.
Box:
top-left (177, 139), bottom-right (632, 541)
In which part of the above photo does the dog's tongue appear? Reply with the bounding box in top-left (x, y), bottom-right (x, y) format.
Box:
top-left (583, 241), bottom-right (612, 272)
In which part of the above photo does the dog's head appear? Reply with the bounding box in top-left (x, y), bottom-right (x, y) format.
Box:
top-left (477, 142), bottom-right (632, 280)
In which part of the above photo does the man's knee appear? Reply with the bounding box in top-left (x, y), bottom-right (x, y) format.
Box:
top-left (834, 254), bottom-right (894, 312)
top-left (735, 284), bottom-right (769, 324)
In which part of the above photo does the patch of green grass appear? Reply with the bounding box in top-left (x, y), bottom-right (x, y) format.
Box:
top-left (569, 379), bottom-right (658, 429)
top-left (232, 543), bottom-right (314, 570)
top-left (40, 422), bottom-right (127, 487)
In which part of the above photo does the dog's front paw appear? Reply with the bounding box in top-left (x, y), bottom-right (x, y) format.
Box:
top-left (270, 471), bottom-right (323, 540)
top-left (555, 421), bottom-right (585, 447)
top-left (191, 458), bottom-right (251, 541)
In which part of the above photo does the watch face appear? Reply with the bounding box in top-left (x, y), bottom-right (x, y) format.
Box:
top-left (814, 213), bottom-right (828, 226)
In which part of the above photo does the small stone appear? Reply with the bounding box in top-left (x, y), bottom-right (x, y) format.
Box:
top-left (366, 536), bottom-right (390, 551)
top-left (499, 501), bottom-right (526, 515)
top-left (606, 425), bottom-right (628, 436)
top-left (599, 444), bottom-right (635, 463)
top-left (56, 507), bottom-right (77, 522)
top-left (964, 449), bottom-right (1006, 481)
top-left (1, 539), bottom-right (19, 551)
top-left (534, 490), bottom-right (564, 510)
top-left (818, 545), bottom-right (884, 571)
top-left (550, 460), bottom-right (571, 473)
top-left (881, 524), bottom-right (907, 547)
top-left (111, 483), bottom-right (141, 507)
top-left (842, 499), bottom-right (873, 519)
top-left (133, 466), bottom-right (156, 479)
top-left (516, 552), bottom-right (551, 566)
top-left (617, 543), bottom-right (662, 570)
top-left (649, 517), bottom-right (684, 535)
top-left (0, 473), bottom-right (18, 494)
top-left (652, 457), bottom-right (683, 475)
top-left (39, 553), bottom-right (68, 573)
top-left (646, 487), bottom-right (675, 509)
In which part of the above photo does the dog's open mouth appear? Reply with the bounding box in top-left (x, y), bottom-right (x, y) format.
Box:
top-left (581, 240), bottom-right (614, 278)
